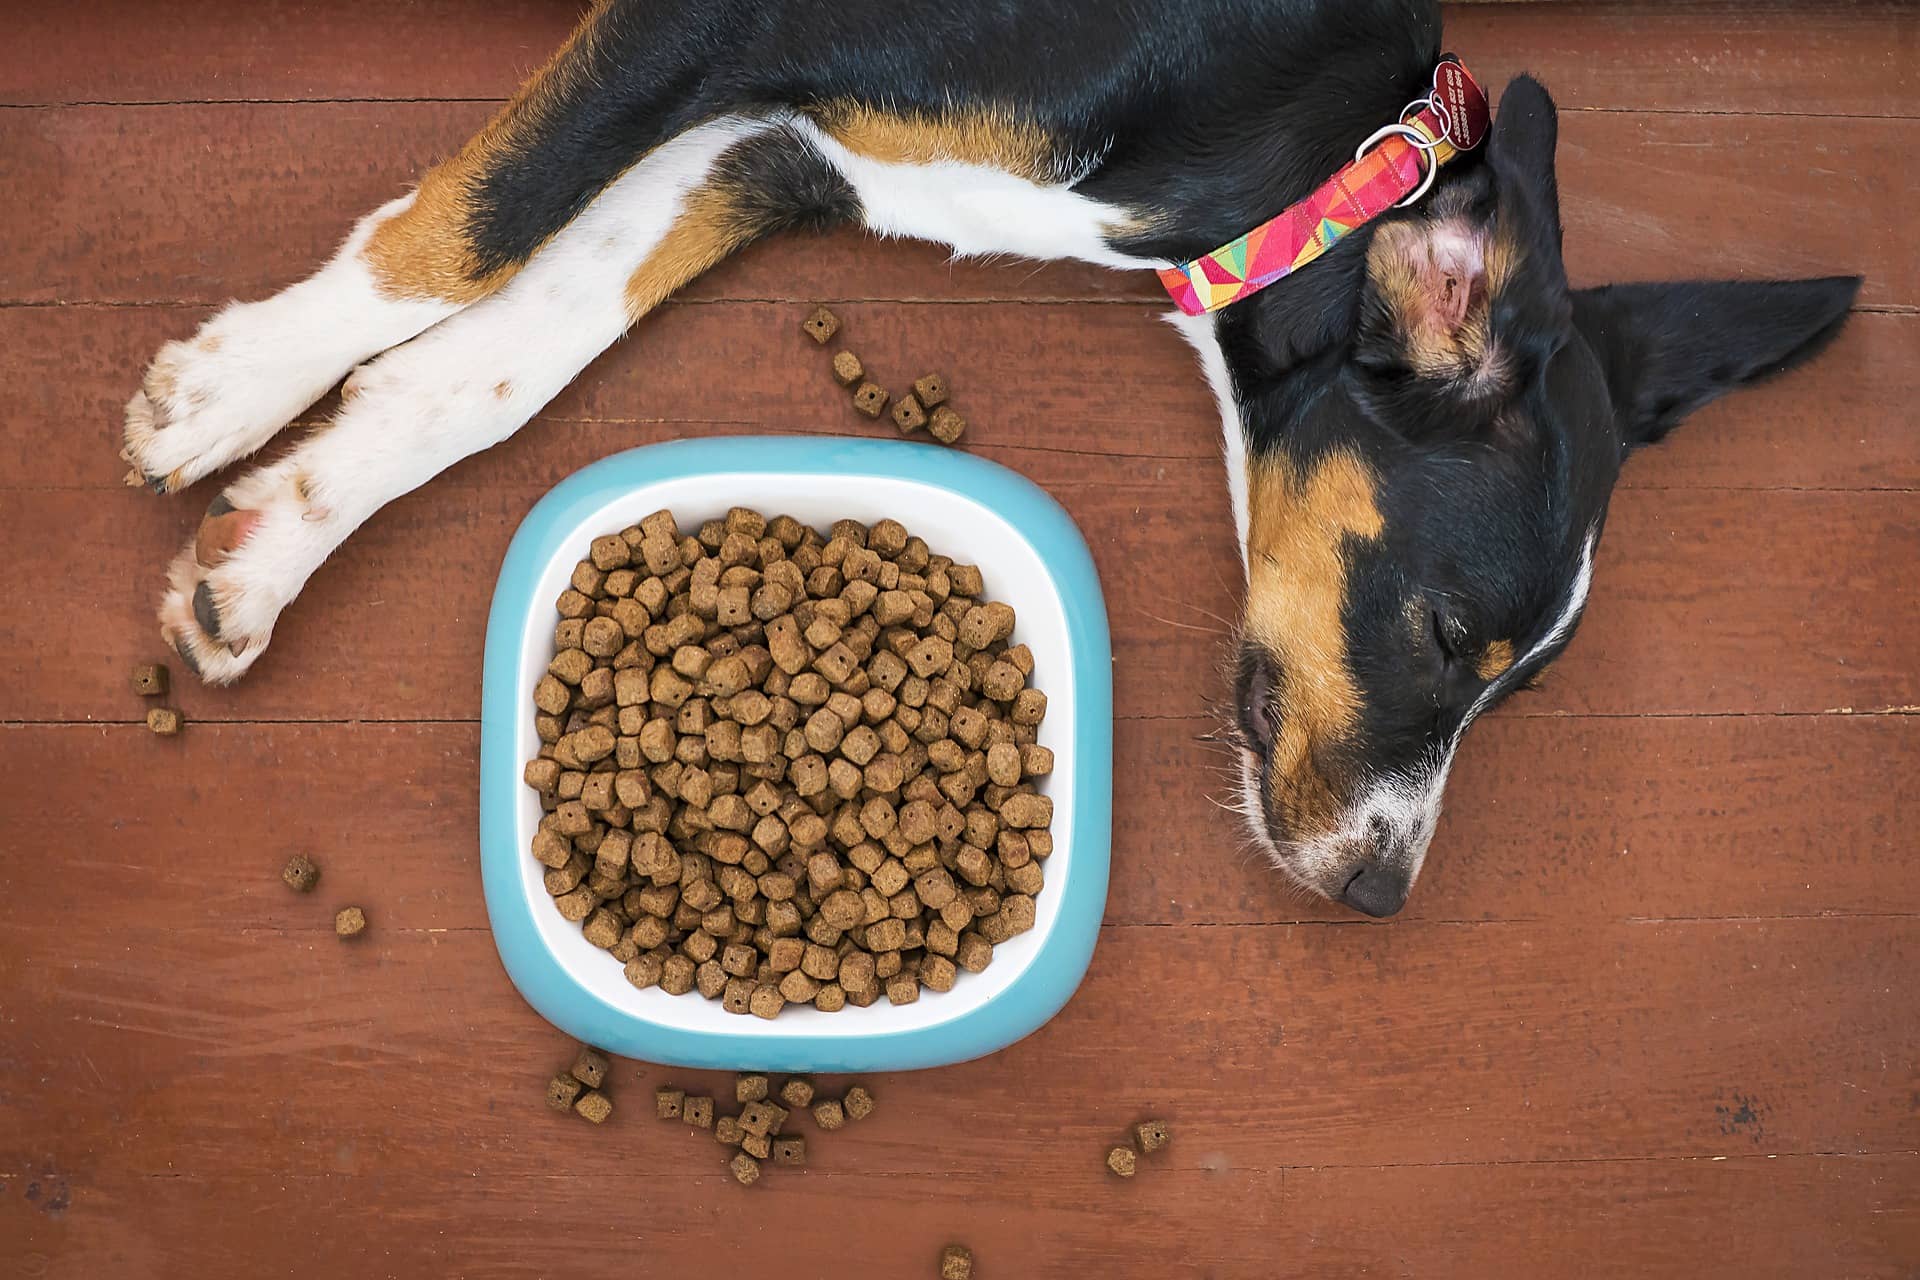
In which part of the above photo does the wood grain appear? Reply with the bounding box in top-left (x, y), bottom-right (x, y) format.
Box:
top-left (4, 1157), bottom-right (1914, 1280)
top-left (1, 104), bottom-right (1907, 307)
top-left (3, 714), bottom-right (1914, 932)
top-left (3, 5), bottom-right (1915, 1277)
top-left (5, 1), bottom-right (1912, 118)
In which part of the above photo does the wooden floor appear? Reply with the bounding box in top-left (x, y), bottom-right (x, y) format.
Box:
top-left (2, 2), bottom-right (1915, 1275)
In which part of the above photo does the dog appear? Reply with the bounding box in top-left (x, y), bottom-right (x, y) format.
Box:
top-left (122, 0), bottom-right (1857, 916)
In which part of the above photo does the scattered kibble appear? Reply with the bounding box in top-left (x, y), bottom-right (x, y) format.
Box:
top-left (853, 381), bottom-right (889, 418)
top-left (146, 707), bottom-right (182, 736)
top-left (574, 1091), bottom-right (613, 1124)
top-left (683, 1095), bottom-right (714, 1129)
top-left (334, 906), bottom-right (366, 938)
top-left (831, 350), bottom-right (864, 386)
top-left (131, 662), bottom-right (170, 697)
top-left (656, 1087), bottom-right (685, 1119)
top-left (730, 1151), bottom-right (761, 1185)
top-left (771, 1134), bottom-right (806, 1166)
top-left (891, 393), bottom-right (927, 434)
top-left (844, 1085), bottom-right (876, 1121)
top-left (812, 1098), bottom-right (845, 1130)
top-left (281, 854), bottom-right (320, 893)
top-left (928, 405), bottom-right (967, 445)
top-left (1134, 1119), bottom-right (1171, 1154)
top-left (802, 306), bottom-right (839, 345)
top-left (940, 1244), bottom-right (974, 1280)
top-left (1106, 1146), bottom-right (1137, 1177)
top-left (780, 1077), bottom-right (815, 1108)
top-left (570, 1047), bottom-right (609, 1089)
top-left (913, 374), bottom-right (950, 409)
top-left (545, 1074), bottom-right (583, 1113)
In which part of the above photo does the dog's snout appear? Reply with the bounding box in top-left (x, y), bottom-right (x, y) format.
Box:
top-left (1341, 863), bottom-right (1410, 918)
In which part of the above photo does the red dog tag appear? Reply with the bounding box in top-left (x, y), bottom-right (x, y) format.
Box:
top-left (1433, 59), bottom-right (1490, 151)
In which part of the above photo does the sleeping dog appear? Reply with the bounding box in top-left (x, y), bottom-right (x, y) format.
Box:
top-left (123, 0), bottom-right (1856, 915)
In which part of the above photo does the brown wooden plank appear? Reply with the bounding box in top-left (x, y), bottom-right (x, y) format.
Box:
top-left (0, 105), bottom-right (1902, 306)
top-left (5, 1156), bottom-right (1914, 1280)
top-left (1, 918), bottom-right (1912, 1179)
top-left (3, 713), bottom-right (1913, 935)
top-left (10, 302), bottom-right (1914, 491)
top-left (4, 1), bottom-right (1912, 119)
top-left (3, 459), bottom-right (1910, 723)
top-left (1449, 1), bottom-right (1919, 120)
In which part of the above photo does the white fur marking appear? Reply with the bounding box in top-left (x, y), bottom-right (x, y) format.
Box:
top-left (1166, 311), bottom-right (1251, 572)
top-left (793, 118), bottom-right (1165, 272)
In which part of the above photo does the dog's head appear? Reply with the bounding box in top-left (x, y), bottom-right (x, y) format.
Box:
top-left (1216, 76), bottom-right (1857, 915)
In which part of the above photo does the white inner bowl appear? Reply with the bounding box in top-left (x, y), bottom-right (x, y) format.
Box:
top-left (511, 472), bottom-right (1078, 1039)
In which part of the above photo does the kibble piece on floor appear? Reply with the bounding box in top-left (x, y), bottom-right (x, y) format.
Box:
top-left (146, 707), bottom-right (183, 736)
top-left (574, 1091), bottom-right (613, 1124)
top-left (812, 1098), bottom-right (845, 1131)
top-left (545, 1074), bottom-right (583, 1113)
top-left (940, 1244), bottom-right (974, 1280)
top-left (772, 1135), bottom-right (806, 1166)
top-left (715, 1114), bottom-right (745, 1146)
top-left (802, 306), bottom-right (839, 345)
top-left (843, 1085), bottom-right (876, 1121)
top-left (832, 350), bottom-right (865, 386)
top-left (914, 374), bottom-right (950, 409)
top-left (890, 393), bottom-right (927, 434)
top-left (570, 1046), bottom-right (610, 1089)
top-left (929, 405), bottom-right (967, 445)
top-left (131, 663), bottom-right (170, 697)
top-left (741, 1131), bottom-right (772, 1160)
top-left (683, 1095), bottom-right (715, 1129)
top-left (1134, 1119), bottom-right (1171, 1155)
top-left (1106, 1146), bottom-right (1137, 1177)
top-left (334, 906), bottom-right (366, 938)
top-left (853, 382), bottom-right (890, 418)
top-left (780, 1077), bottom-right (815, 1109)
top-left (730, 1152), bottom-right (761, 1186)
top-left (656, 1087), bottom-right (685, 1120)
top-left (736, 1073), bottom-right (770, 1104)
top-left (281, 854), bottom-right (320, 893)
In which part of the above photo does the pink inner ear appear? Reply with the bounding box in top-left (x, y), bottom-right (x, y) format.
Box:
top-left (1415, 220), bottom-right (1488, 336)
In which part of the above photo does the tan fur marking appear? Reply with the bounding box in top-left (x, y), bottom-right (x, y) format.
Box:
top-left (809, 102), bottom-right (1057, 183)
top-left (1243, 451), bottom-right (1385, 836)
top-left (196, 334), bottom-right (223, 353)
top-left (1475, 638), bottom-right (1516, 683)
top-left (361, 8), bottom-right (604, 302)
top-left (1365, 221), bottom-right (1517, 383)
top-left (621, 184), bottom-right (755, 323)
top-left (493, 380), bottom-right (513, 400)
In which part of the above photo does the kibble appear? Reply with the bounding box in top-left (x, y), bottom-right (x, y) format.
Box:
top-left (1106, 1146), bottom-right (1137, 1177)
top-left (940, 1244), bottom-right (974, 1280)
top-left (570, 1047), bottom-right (609, 1088)
top-left (1135, 1119), bottom-right (1171, 1154)
top-left (574, 1091), bottom-right (613, 1124)
top-left (802, 306), bottom-right (839, 345)
top-left (914, 374), bottom-right (950, 409)
top-left (524, 509), bottom-right (1052, 1018)
top-left (545, 1074), bottom-right (583, 1112)
top-left (928, 405), bottom-right (966, 445)
top-left (832, 350), bottom-right (865, 386)
top-left (844, 1086), bottom-right (876, 1121)
top-left (853, 382), bottom-right (889, 418)
top-left (281, 854), bottom-right (320, 893)
top-left (730, 1152), bottom-right (761, 1185)
top-left (891, 394), bottom-right (927, 434)
top-left (656, 1087), bottom-right (685, 1119)
top-left (131, 662), bottom-right (169, 697)
top-left (334, 906), bottom-right (366, 938)
top-left (683, 1095), bottom-right (714, 1129)
top-left (772, 1135), bottom-right (806, 1166)
top-left (146, 707), bottom-right (182, 736)
top-left (813, 1098), bottom-right (845, 1130)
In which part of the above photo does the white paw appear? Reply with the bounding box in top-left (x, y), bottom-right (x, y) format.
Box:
top-left (121, 312), bottom-right (343, 494)
top-left (158, 467), bottom-right (338, 684)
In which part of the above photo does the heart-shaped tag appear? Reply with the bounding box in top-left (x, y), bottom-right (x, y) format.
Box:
top-left (1434, 59), bottom-right (1490, 151)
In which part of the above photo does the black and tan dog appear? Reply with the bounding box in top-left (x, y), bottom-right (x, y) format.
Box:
top-left (123, 0), bottom-right (1856, 915)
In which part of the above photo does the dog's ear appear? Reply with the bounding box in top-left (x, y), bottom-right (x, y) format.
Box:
top-left (1485, 76), bottom-right (1571, 355)
top-left (1572, 277), bottom-right (1860, 447)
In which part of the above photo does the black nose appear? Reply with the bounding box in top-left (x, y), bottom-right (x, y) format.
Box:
top-left (1341, 865), bottom-right (1409, 918)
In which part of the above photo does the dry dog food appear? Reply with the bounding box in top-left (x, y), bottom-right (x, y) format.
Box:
top-left (891, 394), bottom-right (927, 434)
top-left (523, 507), bottom-right (1054, 1019)
top-left (1134, 1119), bottom-right (1171, 1154)
top-left (131, 662), bottom-right (170, 697)
top-left (802, 306), bottom-right (840, 345)
top-left (281, 854), bottom-right (320, 893)
top-left (575, 1091), bottom-right (613, 1124)
top-left (146, 707), bottom-right (183, 736)
top-left (914, 374), bottom-right (949, 409)
top-left (940, 1244), bottom-right (974, 1280)
top-left (334, 906), bottom-right (366, 938)
top-left (571, 1047), bottom-right (609, 1088)
top-left (853, 382), bottom-right (890, 418)
top-left (832, 351), bottom-right (865, 386)
top-left (546, 1074), bottom-right (583, 1113)
top-left (1106, 1145), bottom-right (1136, 1177)
top-left (654, 1073), bottom-right (873, 1186)
top-left (928, 406), bottom-right (967, 445)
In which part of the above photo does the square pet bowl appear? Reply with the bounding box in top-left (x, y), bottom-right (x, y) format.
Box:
top-left (480, 436), bottom-right (1112, 1072)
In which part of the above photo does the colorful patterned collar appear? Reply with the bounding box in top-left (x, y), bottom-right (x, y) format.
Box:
top-left (1159, 59), bottom-right (1491, 316)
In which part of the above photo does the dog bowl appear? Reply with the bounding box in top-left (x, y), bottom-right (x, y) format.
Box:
top-left (480, 437), bottom-right (1112, 1071)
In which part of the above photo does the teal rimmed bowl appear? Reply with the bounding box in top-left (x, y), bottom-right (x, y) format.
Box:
top-left (480, 437), bottom-right (1112, 1071)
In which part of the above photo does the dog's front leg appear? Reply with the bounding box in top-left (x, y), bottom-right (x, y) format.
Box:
top-left (160, 118), bottom-right (775, 682)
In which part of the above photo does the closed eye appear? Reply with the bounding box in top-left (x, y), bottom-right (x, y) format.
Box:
top-left (1429, 607), bottom-right (1460, 666)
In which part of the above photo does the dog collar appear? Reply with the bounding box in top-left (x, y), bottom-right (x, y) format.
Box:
top-left (1159, 58), bottom-right (1490, 316)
